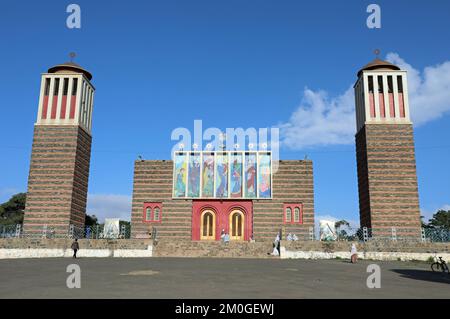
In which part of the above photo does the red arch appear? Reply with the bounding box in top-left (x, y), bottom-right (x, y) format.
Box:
top-left (192, 200), bottom-right (253, 240)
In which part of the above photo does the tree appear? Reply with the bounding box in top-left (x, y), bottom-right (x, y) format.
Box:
top-left (0, 193), bottom-right (26, 225)
top-left (428, 210), bottom-right (450, 230)
top-left (85, 214), bottom-right (98, 226)
top-left (335, 220), bottom-right (351, 240)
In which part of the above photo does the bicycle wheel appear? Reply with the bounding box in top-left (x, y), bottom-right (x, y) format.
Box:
top-left (431, 262), bottom-right (441, 272)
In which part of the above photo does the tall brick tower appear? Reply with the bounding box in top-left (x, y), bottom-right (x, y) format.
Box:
top-left (23, 60), bottom-right (95, 237)
top-left (354, 57), bottom-right (421, 239)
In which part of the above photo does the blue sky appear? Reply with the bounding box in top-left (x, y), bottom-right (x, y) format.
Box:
top-left (0, 0), bottom-right (449, 224)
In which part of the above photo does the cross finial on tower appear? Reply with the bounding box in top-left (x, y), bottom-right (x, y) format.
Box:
top-left (69, 52), bottom-right (76, 62)
top-left (374, 49), bottom-right (381, 59)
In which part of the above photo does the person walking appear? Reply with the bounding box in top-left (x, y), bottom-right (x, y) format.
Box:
top-left (71, 238), bottom-right (80, 258)
top-left (350, 243), bottom-right (358, 263)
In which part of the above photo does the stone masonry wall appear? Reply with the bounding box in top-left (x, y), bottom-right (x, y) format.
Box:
top-left (0, 238), bottom-right (151, 249)
top-left (356, 124), bottom-right (421, 238)
top-left (23, 125), bottom-right (92, 236)
top-left (131, 160), bottom-right (192, 239)
top-left (253, 160), bottom-right (314, 241)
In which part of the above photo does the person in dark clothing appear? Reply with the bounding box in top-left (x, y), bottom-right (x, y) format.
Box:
top-left (71, 239), bottom-right (79, 258)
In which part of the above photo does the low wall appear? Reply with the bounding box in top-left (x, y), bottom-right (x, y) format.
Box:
top-left (281, 240), bottom-right (450, 261)
top-left (1, 238), bottom-right (450, 260)
top-left (0, 239), bottom-right (153, 259)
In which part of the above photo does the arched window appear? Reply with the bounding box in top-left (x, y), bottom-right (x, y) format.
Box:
top-left (229, 210), bottom-right (244, 240)
top-left (283, 203), bottom-right (303, 224)
top-left (285, 207), bottom-right (292, 223)
top-left (145, 208), bottom-right (152, 221)
top-left (143, 203), bottom-right (163, 223)
top-left (201, 211), bottom-right (215, 239)
top-left (294, 207), bottom-right (300, 223)
top-left (154, 207), bottom-right (160, 221)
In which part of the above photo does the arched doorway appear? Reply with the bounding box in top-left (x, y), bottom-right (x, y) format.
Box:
top-left (229, 209), bottom-right (245, 241)
top-left (200, 210), bottom-right (216, 240)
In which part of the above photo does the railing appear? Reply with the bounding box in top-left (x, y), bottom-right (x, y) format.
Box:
top-left (0, 224), bottom-right (131, 239)
top-left (1, 223), bottom-right (449, 242)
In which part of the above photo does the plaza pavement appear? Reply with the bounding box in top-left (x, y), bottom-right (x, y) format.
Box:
top-left (0, 257), bottom-right (448, 298)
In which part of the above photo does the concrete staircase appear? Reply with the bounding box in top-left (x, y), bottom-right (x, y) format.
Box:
top-left (152, 240), bottom-right (277, 258)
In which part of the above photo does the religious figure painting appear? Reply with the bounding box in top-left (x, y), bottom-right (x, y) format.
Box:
top-left (215, 153), bottom-right (228, 198)
top-left (258, 153), bottom-right (271, 198)
top-left (202, 154), bottom-right (214, 197)
top-left (173, 153), bottom-right (187, 197)
top-left (230, 153), bottom-right (243, 198)
top-left (188, 153), bottom-right (201, 197)
top-left (245, 153), bottom-right (257, 198)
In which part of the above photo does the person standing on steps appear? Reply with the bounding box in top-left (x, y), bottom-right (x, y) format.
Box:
top-left (71, 238), bottom-right (80, 258)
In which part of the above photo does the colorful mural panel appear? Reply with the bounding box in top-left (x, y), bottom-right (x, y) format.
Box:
top-left (202, 153), bottom-right (215, 197)
top-left (230, 153), bottom-right (243, 198)
top-left (215, 153), bottom-right (228, 198)
top-left (188, 153), bottom-right (201, 197)
top-left (245, 153), bottom-right (257, 198)
top-left (173, 151), bottom-right (271, 199)
top-left (258, 153), bottom-right (271, 198)
top-left (173, 153), bottom-right (187, 197)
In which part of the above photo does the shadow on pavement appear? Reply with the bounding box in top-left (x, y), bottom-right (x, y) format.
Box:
top-left (392, 269), bottom-right (450, 284)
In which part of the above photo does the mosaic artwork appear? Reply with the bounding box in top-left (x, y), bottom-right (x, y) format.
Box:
top-left (188, 153), bottom-right (201, 197)
top-left (173, 151), bottom-right (271, 199)
top-left (173, 153), bottom-right (187, 197)
top-left (245, 153), bottom-right (257, 198)
top-left (258, 153), bottom-right (271, 198)
top-left (230, 153), bottom-right (243, 198)
top-left (202, 154), bottom-right (215, 197)
top-left (215, 153), bottom-right (228, 198)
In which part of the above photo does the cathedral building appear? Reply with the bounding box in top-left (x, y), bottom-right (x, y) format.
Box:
top-left (21, 55), bottom-right (422, 241)
top-left (130, 153), bottom-right (315, 241)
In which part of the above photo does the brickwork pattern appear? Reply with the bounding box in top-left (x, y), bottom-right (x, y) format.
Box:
top-left (356, 124), bottom-right (421, 238)
top-left (23, 125), bottom-right (92, 236)
top-left (131, 160), bottom-right (315, 241)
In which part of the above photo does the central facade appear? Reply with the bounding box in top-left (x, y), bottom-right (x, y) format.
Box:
top-left (131, 151), bottom-right (314, 241)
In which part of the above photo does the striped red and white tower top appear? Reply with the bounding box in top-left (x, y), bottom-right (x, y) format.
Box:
top-left (36, 61), bottom-right (95, 134)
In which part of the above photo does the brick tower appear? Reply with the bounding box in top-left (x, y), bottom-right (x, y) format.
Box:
top-left (23, 60), bottom-right (95, 237)
top-left (354, 57), bottom-right (421, 239)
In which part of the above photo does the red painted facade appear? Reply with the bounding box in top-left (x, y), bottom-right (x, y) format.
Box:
top-left (69, 96), bottom-right (77, 119)
top-left (42, 96), bottom-right (49, 119)
top-left (50, 96), bottom-right (58, 119)
top-left (60, 96), bottom-right (67, 119)
top-left (191, 200), bottom-right (253, 241)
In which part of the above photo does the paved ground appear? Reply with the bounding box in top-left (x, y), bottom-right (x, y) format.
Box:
top-left (0, 257), bottom-right (449, 298)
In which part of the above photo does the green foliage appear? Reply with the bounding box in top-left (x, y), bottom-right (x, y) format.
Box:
top-left (335, 219), bottom-right (351, 240)
top-left (85, 214), bottom-right (98, 226)
top-left (0, 193), bottom-right (26, 225)
top-left (119, 220), bottom-right (131, 228)
top-left (428, 210), bottom-right (450, 230)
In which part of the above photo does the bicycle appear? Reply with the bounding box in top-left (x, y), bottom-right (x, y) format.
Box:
top-left (431, 256), bottom-right (449, 274)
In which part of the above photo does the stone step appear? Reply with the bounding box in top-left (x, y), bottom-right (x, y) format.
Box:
top-left (153, 240), bottom-right (278, 258)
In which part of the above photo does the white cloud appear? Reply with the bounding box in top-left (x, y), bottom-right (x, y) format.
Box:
top-left (280, 54), bottom-right (450, 150)
top-left (386, 53), bottom-right (450, 126)
top-left (279, 87), bottom-right (355, 149)
top-left (87, 194), bottom-right (131, 223)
